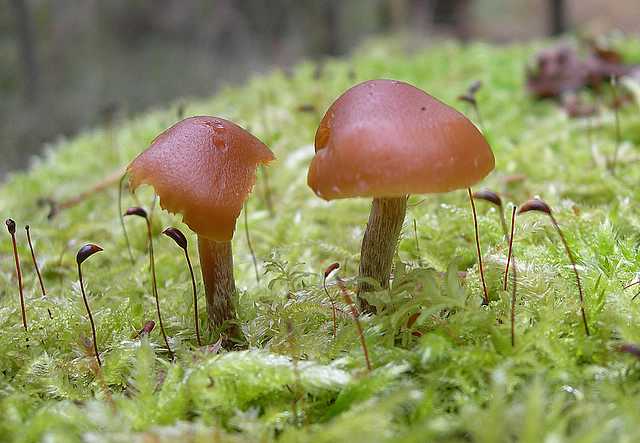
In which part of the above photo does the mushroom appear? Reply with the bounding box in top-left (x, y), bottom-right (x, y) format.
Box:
top-left (127, 116), bottom-right (275, 339)
top-left (307, 79), bottom-right (495, 312)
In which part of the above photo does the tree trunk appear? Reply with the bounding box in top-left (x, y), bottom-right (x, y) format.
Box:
top-left (549, 0), bottom-right (567, 36)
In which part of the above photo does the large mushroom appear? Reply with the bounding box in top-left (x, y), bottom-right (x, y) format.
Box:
top-left (308, 79), bottom-right (494, 312)
top-left (128, 116), bottom-right (275, 339)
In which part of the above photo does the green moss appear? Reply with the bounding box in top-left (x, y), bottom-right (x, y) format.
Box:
top-left (1, 37), bottom-right (640, 442)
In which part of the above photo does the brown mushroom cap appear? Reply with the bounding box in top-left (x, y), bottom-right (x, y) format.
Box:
top-left (308, 79), bottom-right (495, 200)
top-left (128, 116), bottom-right (274, 241)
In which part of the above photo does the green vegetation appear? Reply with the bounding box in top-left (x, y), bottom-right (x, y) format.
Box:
top-left (2, 37), bottom-right (640, 442)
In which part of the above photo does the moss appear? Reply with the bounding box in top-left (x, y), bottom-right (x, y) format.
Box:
top-left (1, 37), bottom-right (640, 442)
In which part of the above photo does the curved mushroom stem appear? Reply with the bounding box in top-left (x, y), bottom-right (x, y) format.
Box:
top-left (357, 196), bottom-right (407, 313)
top-left (197, 236), bottom-right (239, 341)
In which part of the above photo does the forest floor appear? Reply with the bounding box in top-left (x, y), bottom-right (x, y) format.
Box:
top-left (1, 36), bottom-right (640, 442)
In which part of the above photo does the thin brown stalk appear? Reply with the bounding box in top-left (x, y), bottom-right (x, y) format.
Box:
top-left (623, 280), bottom-right (639, 290)
top-left (467, 188), bottom-right (489, 305)
top-left (323, 263), bottom-right (340, 338)
top-left (145, 217), bottom-right (173, 358)
top-left (43, 168), bottom-right (124, 219)
top-left (504, 207), bottom-right (516, 291)
top-left (337, 277), bottom-right (371, 372)
top-left (60, 172), bottom-right (121, 207)
top-left (623, 273), bottom-right (640, 299)
top-left (125, 208), bottom-right (173, 358)
top-left (25, 225), bottom-right (53, 320)
top-left (625, 278), bottom-right (640, 300)
top-left (510, 255), bottom-right (518, 347)
top-left (162, 227), bottom-right (201, 346)
top-left (507, 206), bottom-right (517, 347)
top-left (324, 279), bottom-right (337, 338)
top-left (549, 213), bottom-right (590, 336)
top-left (184, 250), bottom-right (200, 346)
top-left (518, 199), bottom-right (589, 336)
top-left (6, 219), bottom-right (27, 331)
top-left (76, 244), bottom-right (103, 367)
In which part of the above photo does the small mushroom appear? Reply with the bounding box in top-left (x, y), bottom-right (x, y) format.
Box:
top-left (127, 116), bottom-right (275, 339)
top-left (308, 80), bottom-right (495, 312)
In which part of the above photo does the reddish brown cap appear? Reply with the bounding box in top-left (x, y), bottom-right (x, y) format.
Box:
top-left (128, 116), bottom-right (274, 241)
top-left (308, 79), bottom-right (495, 200)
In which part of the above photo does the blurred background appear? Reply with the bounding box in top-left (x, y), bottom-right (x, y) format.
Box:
top-left (1, 0), bottom-right (639, 179)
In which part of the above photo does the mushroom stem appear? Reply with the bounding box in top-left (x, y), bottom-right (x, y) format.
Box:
top-left (197, 237), bottom-right (238, 340)
top-left (357, 196), bottom-right (407, 313)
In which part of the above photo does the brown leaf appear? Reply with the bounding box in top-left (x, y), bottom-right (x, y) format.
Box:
top-left (527, 44), bottom-right (638, 99)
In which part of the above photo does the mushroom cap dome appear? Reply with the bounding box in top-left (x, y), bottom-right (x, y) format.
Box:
top-left (307, 79), bottom-right (495, 200)
top-left (128, 116), bottom-right (274, 241)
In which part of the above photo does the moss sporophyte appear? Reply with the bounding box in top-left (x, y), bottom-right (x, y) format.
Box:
top-left (6, 218), bottom-right (27, 332)
top-left (124, 207), bottom-right (173, 358)
top-left (76, 243), bottom-right (103, 367)
top-left (163, 226), bottom-right (202, 346)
